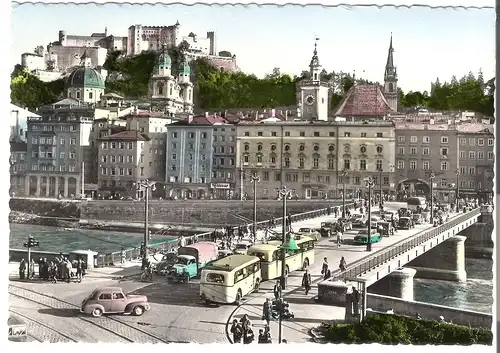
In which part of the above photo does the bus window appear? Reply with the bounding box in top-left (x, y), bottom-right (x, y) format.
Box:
top-left (206, 273), bottom-right (225, 284)
top-left (234, 269), bottom-right (244, 283)
top-left (249, 252), bottom-right (266, 261)
top-left (272, 250), bottom-right (280, 261)
top-left (246, 264), bottom-right (255, 275)
top-left (253, 262), bottom-right (260, 272)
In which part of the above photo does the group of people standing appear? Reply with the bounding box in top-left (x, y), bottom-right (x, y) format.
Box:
top-left (18, 255), bottom-right (86, 283)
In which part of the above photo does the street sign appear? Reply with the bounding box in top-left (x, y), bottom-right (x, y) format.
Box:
top-left (211, 183), bottom-right (230, 189)
top-left (389, 183), bottom-right (395, 188)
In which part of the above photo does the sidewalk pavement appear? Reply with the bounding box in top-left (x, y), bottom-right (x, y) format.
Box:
top-left (227, 203), bottom-right (465, 343)
top-left (8, 260), bottom-right (143, 281)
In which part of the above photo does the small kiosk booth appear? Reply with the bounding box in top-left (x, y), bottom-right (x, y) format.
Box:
top-left (69, 250), bottom-right (99, 269)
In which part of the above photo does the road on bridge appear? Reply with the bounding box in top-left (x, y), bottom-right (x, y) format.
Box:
top-left (9, 201), bottom-right (441, 343)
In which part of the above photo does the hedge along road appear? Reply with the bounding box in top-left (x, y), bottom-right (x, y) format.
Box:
top-left (224, 202), bottom-right (437, 343)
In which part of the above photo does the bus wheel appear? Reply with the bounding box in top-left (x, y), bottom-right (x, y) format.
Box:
top-left (235, 290), bottom-right (242, 306)
top-left (302, 258), bottom-right (310, 270)
top-left (254, 279), bottom-right (260, 292)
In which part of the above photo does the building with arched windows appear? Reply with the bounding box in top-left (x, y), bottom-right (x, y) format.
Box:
top-left (235, 120), bottom-right (397, 200)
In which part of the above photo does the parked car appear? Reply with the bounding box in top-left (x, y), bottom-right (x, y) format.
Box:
top-left (80, 287), bottom-right (150, 317)
top-left (353, 229), bottom-right (382, 245)
top-left (378, 221), bottom-right (394, 236)
top-left (233, 241), bottom-right (252, 255)
top-left (296, 227), bottom-right (321, 241)
top-left (351, 214), bottom-right (367, 227)
top-left (320, 222), bottom-right (336, 237)
top-left (383, 210), bottom-right (399, 221)
top-left (398, 216), bottom-right (413, 230)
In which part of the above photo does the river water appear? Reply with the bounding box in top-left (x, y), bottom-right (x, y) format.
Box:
top-left (10, 224), bottom-right (493, 314)
top-left (9, 223), bottom-right (176, 254)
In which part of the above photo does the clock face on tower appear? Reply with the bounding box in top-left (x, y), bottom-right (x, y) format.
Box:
top-left (306, 95), bottom-right (315, 105)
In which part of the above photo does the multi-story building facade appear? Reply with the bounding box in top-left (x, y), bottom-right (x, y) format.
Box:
top-left (10, 103), bottom-right (39, 142)
top-left (211, 121), bottom-right (237, 199)
top-left (10, 141), bottom-right (27, 196)
top-left (457, 123), bottom-right (495, 202)
top-left (164, 115), bottom-right (232, 199)
top-left (236, 120), bottom-right (396, 199)
top-left (395, 123), bottom-right (459, 202)
top-left (97, 130), bottom-right (150, 198)
top-left (25, 102), bottom-right (94, 198)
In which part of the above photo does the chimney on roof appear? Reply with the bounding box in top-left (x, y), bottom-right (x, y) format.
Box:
top-left (285, 110), bottom-right (289, 120)
top-left (133, 106), bottom-right (138, 115)
top-left (187, 114), bottom-right (193, 124)
top-left (205, 111), bottom-right (209, 118)
top-left (254, 111), bottom-right (258, 120)
top-left (269, 109), bottom-right (275, 118)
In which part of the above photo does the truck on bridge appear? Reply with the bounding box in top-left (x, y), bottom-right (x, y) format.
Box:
top-left (167, 242), bottom-right (219, 283)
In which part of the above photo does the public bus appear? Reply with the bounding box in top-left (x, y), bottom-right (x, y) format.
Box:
top-left (406, 197), bottom-right (427, 211)
top-left (199, 254), bottom-right (261, 305)
top-left (246, 235), bottom-right (315, 281)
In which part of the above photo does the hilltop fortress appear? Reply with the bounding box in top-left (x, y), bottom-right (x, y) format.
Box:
top-left (21, 22), bottom-right (238, 82)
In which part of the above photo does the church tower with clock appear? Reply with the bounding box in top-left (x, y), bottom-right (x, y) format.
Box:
top-left (296, 39), bottom-right (330, 121)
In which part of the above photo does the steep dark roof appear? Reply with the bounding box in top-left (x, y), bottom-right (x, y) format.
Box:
top-left (98, 130), bottom-right (150, 141)
top-left (332, 84), bottom-right (394, 117)
top-left (10, 141), bottom-right (27, 152)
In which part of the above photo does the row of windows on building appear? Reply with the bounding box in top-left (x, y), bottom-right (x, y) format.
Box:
top-left (31, 165), bottom-right (77, 172)
top-left (242, 155), bottom-right (385, 171)
top-left (397, 146), bottom-right (494, 160)
top-left (32, 136), bottom-right (77, 145)
top-left (32, 150), bottom-right (77, 159)
top-left (101, 167), bottom-right (140, 176)
top-left (243, 143), bottom-right (385, 154)
top-left (101, 141), bottom-right (138, 150)
top-left (243, 171), bottom-right (390, 186)
top-left (68, 91), bottom-right (102, 100)
top-left (169, 131), bottom-right (236, 142)
top-left (242, 131), bottom-right (386, 138)
top-left (396, 159), bottom-right (487, 174)
top-left (31, 124), bottom-right (80, 132)
top-left (397, 135), bottom-right (494, 146)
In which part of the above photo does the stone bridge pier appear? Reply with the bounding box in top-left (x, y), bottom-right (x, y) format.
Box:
top-left (407, 235), bottom-right (467, 282)
top-left (368, 268), bottom-right (417, 301)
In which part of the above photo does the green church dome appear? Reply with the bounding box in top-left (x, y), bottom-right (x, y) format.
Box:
top-left (66, 67), bottom-right (105, 89)
top-left (159, 52), bottom-right (171, 67)
top-left (179, 60), bottom-right (191, 75)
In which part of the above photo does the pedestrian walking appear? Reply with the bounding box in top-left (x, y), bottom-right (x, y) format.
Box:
top-left (76, 258), bottom-right (83, 281)
top-left (339, 256), bottom-right (347, 272)
top-left (337, 229), bottom-right (343, 247)
top-left (19, 258), bottom-right (26, 280)
top-left (273, 280), bottom-right (282, 300)
top-left (321, 257), bottom-right (328, 276)
top-left (262, 298), bottom-right (273, 325)
top-left (230, 319), bottom-right (243, 344)
top-left (302, 269), bottom-right (312, 295)
top-left (324, 269), bottom-right (332, 280)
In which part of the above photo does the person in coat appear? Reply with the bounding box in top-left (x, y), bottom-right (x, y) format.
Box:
top-left (19, 259), bottom-right (26, 280)
top-left (273, 280), bottom-right (282, 300)
top-left (262, 298), bottom-right (273, 325)
top-left (302, 269), bottom-right (312, 295)
top-left (230, 319), bottom-right (243, 343)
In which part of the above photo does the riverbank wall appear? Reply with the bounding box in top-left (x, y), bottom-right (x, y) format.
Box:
top-left (366, 293), bottom-right (492, 329)
top-left (10, 197), bottom-right (339, 227)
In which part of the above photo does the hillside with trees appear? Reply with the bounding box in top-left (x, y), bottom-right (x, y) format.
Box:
top-left (10, 46), bottom-right (495, 118)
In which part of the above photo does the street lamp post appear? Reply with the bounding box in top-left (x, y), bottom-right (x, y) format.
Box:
top-left (135, 179), bottom-right (157, 269)
top-left (378, 168), bottom-right (383, 206)
top-left (455, 168), bottom-right (460, 213)
top-left (429, 172), bottom-right (435, 224)
top-left (364, 177), bottom-right (375, 252)
top-left (341, 169), bottom-right (348, 218)
top-left (278, 186), bottom-right (293, 290)
top-left (250, 173), bottom-right (260, 243)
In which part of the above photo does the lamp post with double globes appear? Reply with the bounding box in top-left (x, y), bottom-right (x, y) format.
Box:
top-left (364, 177), bottom-right (375, 252)
top-left (250, 173), bottom-right (260, 243)
top-left (134, 179), bottom-right (157, 269)
top-left (429, 172), bottom-right (435, 224)
top-left (341, 169), bottom-right (348, 218)
top-left (278, 186), bottom-right (293, 290)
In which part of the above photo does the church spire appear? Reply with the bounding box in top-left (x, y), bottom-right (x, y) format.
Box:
top-left (310, 37), bottom-right (320, 69)
top-left (384, 33), bottom-right (396, 79)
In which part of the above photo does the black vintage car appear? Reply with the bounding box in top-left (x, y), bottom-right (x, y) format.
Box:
top-left (398, 217), bottom-right (413, 230)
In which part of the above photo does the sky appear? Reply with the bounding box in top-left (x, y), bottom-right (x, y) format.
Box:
top-left (10, 3), bottom-right (495, 93)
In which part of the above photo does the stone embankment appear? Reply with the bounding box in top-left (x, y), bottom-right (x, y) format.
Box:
top-left (10, 197), bottom-right (339, 228)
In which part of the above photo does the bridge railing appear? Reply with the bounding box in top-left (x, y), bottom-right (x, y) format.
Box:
top-left (195, 201), bottom-right (354, 241)
top-left (339, 207), bottom-right (481, 281)
top-left (94, 201), bottom-right (354, 267)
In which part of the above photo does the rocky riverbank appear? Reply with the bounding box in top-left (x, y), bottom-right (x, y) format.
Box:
top-left (9, 211), bottom-right (78, 228)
